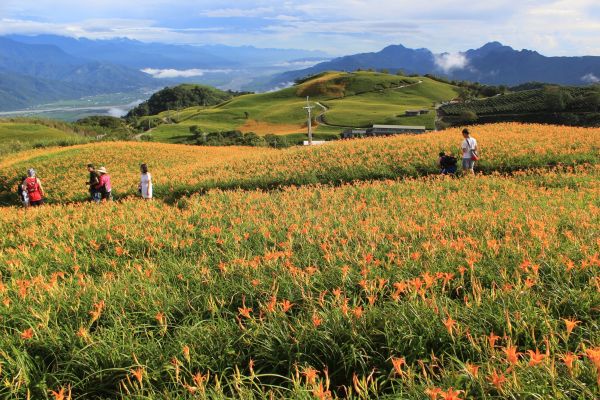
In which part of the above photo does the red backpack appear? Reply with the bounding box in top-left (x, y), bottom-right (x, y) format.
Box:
top-left (25, 177), bottom-right (42, 202)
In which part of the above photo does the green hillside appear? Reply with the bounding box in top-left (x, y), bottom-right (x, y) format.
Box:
top-left (439, 85), bottom-right (600, 126)
top-left (145, 72), bottom-right (460, 143)
top-left (0, 119), bottom-right (92, 161)
top-left (0, 121), bottom-right (75, 142)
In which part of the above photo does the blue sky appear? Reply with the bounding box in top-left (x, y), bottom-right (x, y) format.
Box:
top-left (0, 0), bottom-right (599, 56)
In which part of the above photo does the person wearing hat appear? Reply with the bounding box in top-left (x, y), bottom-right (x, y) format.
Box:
top-left (94, 166), bottom-right (113, 202)
top-left (22, 168), bottom-right (45, 207)
top-left (86, 163), bottom-right (101, 202)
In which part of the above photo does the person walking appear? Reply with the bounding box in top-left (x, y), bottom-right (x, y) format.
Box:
top-left (22, 168), bottom-right (44, 207)
top-left (138, 163), bottom-right (153, 200)
top-left (95, 166), bottom-right (113, 202)
top-left (460, 128), bottom-right (478, 175)
top-left (86, 164), bottom-right (100, 202)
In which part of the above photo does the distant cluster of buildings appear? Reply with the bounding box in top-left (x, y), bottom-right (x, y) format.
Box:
top-left (342, 124), bottom-right (427, 139)
top-left (404, 109), bottom-right (430, 116)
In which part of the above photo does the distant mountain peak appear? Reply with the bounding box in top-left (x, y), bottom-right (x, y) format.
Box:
top-left (481, 41), bottom-right (506, 49)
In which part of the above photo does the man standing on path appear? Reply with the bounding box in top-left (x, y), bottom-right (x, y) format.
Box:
top-left (461, 128), bottom-right (478, 175)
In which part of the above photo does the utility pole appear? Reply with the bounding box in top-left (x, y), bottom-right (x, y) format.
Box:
top-left (303, 96), bottom-right (315, 145)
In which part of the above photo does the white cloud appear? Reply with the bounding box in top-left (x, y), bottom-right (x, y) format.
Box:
top-left (434, 53), bottom-right (469, 72)
top-left (265, 82), bottom-right (294, 92)
top-left (199, 7), bottom-right (274, 18)
top-left (582, 73), bottom-right (600, 83)
top-left (142, 68), bottom-right (234, 78)
top-left (107, 107), bottom-right (127, 117)
top-left (274, 60), bottom-right (329, 68)
top-left (0, 1), bottom-right (600, 56)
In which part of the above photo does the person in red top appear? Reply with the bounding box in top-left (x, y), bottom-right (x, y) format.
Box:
top-left (95, 166), bottom-right (113, 202)
top-left (22, 168), bottom-right (45, 207)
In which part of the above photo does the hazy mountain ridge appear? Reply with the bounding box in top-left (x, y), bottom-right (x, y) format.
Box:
top-left (6, 35), bottom-right (329, 69)
top-left (0, 35), bottom-right (330, 111)
top-left (0, 37), bottom-right (158, 111)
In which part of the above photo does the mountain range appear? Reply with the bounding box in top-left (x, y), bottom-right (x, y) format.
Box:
top-left (261, 42), bottom-right (600, 90)
top-left (2, 35), bottom-right (600, 112)
top-left (0, 35), bottom-right (328, 111)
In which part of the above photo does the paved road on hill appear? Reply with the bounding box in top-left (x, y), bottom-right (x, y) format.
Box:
top-left (315, 80), bottom-right (423, 128)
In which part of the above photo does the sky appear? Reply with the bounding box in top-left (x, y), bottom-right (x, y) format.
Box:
top-left (1, 0), bottom-right (599, 56)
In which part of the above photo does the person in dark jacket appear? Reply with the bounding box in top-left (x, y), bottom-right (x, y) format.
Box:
top-left (86, 164), bottom-right (100, 202)
top-left (438, 152), bottom-right (457, 175)
top-left (18, 176), bottom-right (29, 206)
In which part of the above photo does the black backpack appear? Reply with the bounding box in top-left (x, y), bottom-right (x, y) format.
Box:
top-left (441, 155), bottom-right (457, 168)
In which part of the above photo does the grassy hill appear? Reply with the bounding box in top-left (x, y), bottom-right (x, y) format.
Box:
top-left (0, 121), bottom-right (74, 142)
top-left (143, 71), bottom-right (460, 144)
top-left (0, 118), bottom-right (97, 161)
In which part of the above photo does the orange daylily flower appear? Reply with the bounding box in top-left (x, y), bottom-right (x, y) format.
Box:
top-left (20, 328), bottom-right (34, 340)
top-left (503, 345), bottom-right (520, 365)
top-left (131, 367), bottom-right (144, 384)
top-left (488, 369), bottom-right (507, 390)
top-left (488, 332), bottom-right (500, 349)
top-left (440, 387), bottom-right (463, 400)
top-left (561, 352), bottom-right (578, 374)
top-left (391, 357), bottom-right (406, 376)
top-left (563, 318), bottom-right (581, 338)
top-left (443, 316), bottom-right (456, 337)
top-left (527, 349), bottom-right (545, 366)
top-left (302, 366), bottom-right (319, 385)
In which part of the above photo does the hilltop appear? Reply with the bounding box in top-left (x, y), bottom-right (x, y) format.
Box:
top-left (142, 71), bottom-right (459, 144)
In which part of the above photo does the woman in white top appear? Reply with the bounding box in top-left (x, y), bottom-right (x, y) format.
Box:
top-left (139, 163), bottom-right (153, 199)
top-left (460, 128), bottom-right (478, 175)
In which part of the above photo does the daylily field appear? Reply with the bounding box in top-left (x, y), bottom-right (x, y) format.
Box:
top-left (0, 124), bottom-right (598, 399)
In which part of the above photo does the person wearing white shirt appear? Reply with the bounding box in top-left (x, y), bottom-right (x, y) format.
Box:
top-left (460, 128), bottom-right (478, 175)
top-left (139, 163), bottom-right (153, 200)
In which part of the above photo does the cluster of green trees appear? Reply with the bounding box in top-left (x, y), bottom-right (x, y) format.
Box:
top-left (125, 84), bottom-right (250, 120)
top-left (425, 74), bottom-right (509, 100)
top-left (187, 126), bottom-right (290, 148)
top-left (74, 116), bottom-right (135, 139)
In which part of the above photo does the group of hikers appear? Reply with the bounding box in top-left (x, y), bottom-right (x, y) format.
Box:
top-left (438, 128), bottom-right (479, 175)
top-left (18, 163), bottom-right (153, 207)
top-left (16, 129), bottom-right (478, 207)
